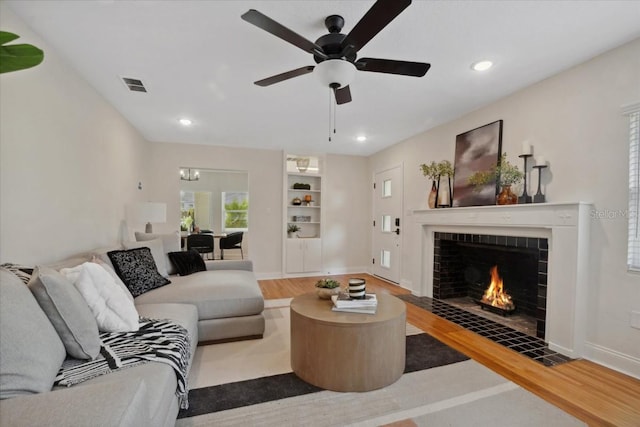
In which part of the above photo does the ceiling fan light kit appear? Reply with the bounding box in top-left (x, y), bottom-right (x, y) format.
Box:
top-left (314, 59), bottom-right (356, 88)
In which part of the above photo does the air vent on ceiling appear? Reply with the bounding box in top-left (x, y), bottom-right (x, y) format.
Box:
top-left (122, 77), bottom-right (147, 93)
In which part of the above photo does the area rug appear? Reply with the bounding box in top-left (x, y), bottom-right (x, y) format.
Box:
top-left (177, 298), bottom-right (585, 426)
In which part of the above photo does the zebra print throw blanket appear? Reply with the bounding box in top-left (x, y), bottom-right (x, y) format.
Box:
top-left (55, 318), bottom-right (191, 409)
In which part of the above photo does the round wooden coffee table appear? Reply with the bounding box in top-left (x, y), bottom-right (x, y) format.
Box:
top-left (290, 293), bottom-right (406, 392)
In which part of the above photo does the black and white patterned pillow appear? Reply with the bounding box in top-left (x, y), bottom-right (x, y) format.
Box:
top-left (107, 247), bottom-right (171, 297)
top-left (0, 263), bottom-right (35, 284)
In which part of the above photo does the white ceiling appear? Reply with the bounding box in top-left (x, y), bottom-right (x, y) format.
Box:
top-left (6, 1), bottom-right (640, 156)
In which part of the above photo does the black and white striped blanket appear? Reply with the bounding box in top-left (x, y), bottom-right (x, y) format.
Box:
top-left (54, 318), bottom-right (191, 409)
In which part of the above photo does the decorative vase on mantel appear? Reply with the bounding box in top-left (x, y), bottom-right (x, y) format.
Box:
top-left (496, 185), bottom-right (518, 205)
top-left (428, 181), bottom-right (437, 209)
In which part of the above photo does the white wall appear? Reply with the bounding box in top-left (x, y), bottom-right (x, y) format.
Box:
top-left (0, 5), bottom-right (150, 264)
top-left (146, 145), bottom-right (372, 278)
top-left (370, 38), bottom-right (640, 376)
top-left (323, 154), bottom-right (371, 274)
top-left (145, 143), bottom-right (282, 276)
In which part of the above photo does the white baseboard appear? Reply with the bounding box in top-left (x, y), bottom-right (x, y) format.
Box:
top-left (583, 341), bottom-right (640, 379)
top-left (547, 341), bottom-right (578, 359)
top-left (322, 266), bottom-right (369, 276)
top-left (254, 271), bottom-right (283, 280)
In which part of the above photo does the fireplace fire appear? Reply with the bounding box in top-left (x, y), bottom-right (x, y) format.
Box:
top-left (478, 266), bottom-right (515, 316)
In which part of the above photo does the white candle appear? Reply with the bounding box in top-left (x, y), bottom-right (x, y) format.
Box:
top-left (536, 156), bottom-right (546, 166)
top-left (521, 141), bottom-right (532, 155)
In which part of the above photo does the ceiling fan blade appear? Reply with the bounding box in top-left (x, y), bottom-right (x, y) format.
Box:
top-left (334, 85), bottom-right (352, 105)
top-left (254, 66), bottom-right (315, 87)
top-left (341, 0), bottom-right (411, 53)
top-left (242, 9), bottom-right (325, 57)
top-left (355, 58), bottom-right (430, 77)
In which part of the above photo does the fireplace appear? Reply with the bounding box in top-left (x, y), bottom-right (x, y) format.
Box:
top-left (433, 232), bottom-right (548, 339)
top-left (413, 202), bottom-right (592, 358)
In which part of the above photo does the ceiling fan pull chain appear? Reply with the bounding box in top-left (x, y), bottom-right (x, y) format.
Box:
top-left (335, 90), bottom-right (339, 135)
top-left (328, 88), bottom-right (332, 142)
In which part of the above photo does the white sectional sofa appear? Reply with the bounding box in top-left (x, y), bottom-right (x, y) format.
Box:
top-left (0, 232), bottom-right (265, 426)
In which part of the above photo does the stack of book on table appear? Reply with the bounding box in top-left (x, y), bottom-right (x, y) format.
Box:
top-left (331, 292), bottom-right (378, 314)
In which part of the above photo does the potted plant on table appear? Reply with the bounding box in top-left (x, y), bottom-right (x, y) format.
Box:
top-left (468, 153), bottom-right (524, 205)
top-left (315, 278), bottom-right (341, 299)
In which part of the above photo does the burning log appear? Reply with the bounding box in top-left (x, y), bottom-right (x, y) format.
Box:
top-left (480, 266), bottom-right (515, 313)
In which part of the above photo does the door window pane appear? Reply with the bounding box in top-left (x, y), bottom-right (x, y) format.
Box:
top-left (382, 179), bottom-right (392, 197)
top-left (381, 215), bottom-right (391, 232)
top-left (380, 250), bottom-right (391, 268)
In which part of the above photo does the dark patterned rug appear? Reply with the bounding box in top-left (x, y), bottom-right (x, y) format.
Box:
top-left (179, 333), bottom-right (469, 419)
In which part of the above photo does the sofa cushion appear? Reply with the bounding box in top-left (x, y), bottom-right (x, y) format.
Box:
top-left (135, 231), bottom-right (181, 276)
top-left (168, 249), bottom-right (206, 276)
top-left (108, 247), bottom-right (171, 297)
top-left (134, 270), bottom-right (264, 320)
top-left (28, 266), bottom-right (101, 360)
top-left (1, 375), bottom-right (150, 427)
top-left (0, 269), bottom-right (67, 399)
top-left (60, 262), bottom-right (139, 332)
top-left (135, 303), bottom-right (199, 352)
top-left (123, 238), bottom-right (169, 278)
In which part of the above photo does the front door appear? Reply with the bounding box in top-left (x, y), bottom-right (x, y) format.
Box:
top-left (372, 165), bottom-right (403, 283)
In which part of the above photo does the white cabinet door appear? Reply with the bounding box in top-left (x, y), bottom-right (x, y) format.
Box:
top-left (302, 238), bottom-right (322, 272)
top-left (285, 238), bottom-right (322, 273)
top-left (286, 239), bottom-right (305, 273)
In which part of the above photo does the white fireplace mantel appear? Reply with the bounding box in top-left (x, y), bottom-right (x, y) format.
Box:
top-left (413, 202), bottom-right (593, 358)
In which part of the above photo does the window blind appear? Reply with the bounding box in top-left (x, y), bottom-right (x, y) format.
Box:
top-left (627, 106), bottom-right (640, 271)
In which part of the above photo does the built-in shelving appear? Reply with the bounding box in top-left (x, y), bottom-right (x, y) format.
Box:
top-left (283, 154), bottom-right (323, 274)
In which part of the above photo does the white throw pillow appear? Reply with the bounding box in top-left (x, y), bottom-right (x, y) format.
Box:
top-left (92, 257), bottom-right (135, 304)
top-left (123, 239), bottom-right (168, 278)
top-left (61, 262), bottom-right (139, 332)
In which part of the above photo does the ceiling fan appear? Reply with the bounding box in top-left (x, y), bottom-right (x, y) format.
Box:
top-left (241, 0), bottom-right (430, 105)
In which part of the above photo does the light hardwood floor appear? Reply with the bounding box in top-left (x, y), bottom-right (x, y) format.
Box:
top-left (259, 273), bottom-right (640, 427)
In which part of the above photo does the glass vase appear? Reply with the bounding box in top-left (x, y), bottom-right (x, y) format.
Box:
top-left (428, 181), bottom-right (437, 209)
top-left (497, 185), bottom-right (518, 205)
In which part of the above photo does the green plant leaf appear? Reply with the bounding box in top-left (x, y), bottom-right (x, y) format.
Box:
top-left (0, 31), bottom-right (44, 74)
top-left (0, 31), bottom-right (20, 45)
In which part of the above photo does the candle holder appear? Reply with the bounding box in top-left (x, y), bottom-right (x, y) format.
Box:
top-left (518, 154), bottom-right (533, 204)
top-left (533, 165), bottom-right (548, 203)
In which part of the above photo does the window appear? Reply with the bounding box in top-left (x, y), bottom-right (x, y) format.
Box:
top-left (222, 192), bottom-right (248, 232)
top-left (382, 179), bottom-right (392, 197)
top-left (626, 103), bottom-right (640, 271)
top-left (381, 215), bottom-right (391, 232)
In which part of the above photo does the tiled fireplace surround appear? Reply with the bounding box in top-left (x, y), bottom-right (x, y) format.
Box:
top-left (433, 231), bottom-right (548, 338)
top-left (413, 202), bottom-right (592, 358)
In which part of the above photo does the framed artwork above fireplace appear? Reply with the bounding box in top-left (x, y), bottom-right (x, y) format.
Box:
top-left (452, 120), bottom-right (503, 207)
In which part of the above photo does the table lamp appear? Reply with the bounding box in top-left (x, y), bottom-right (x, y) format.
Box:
top-left (135, 202), bottom-right (167, 233)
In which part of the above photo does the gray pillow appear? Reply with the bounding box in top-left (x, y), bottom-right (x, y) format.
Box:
top-left (134, 231), bottom-right (181, 276)
top-left (28, 266), bottom-right (101, 360)
top-left (0, 268), bottom-right (66, 398)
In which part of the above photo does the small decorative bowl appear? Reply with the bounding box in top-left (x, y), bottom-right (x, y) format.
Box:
top-left (316, 287), bottom-right (340, 300)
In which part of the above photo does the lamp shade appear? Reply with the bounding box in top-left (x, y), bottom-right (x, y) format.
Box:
top-left (314, 59), bottom-right (356, 88)
top-left (133, 202), bottom-right (166, 233)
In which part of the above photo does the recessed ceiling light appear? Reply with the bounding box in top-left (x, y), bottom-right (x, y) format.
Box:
top-left (356, 135), bottom-right (367, 142)
top-left (179, 118), bottom-right (192, 126)
top-left (471, 60), bottom-right (493, 71)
